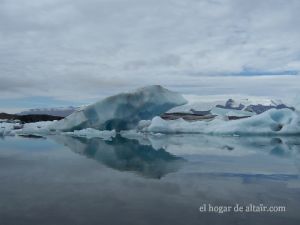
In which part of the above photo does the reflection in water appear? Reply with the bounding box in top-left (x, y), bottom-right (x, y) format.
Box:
top-left (269, 137), bottom-right (299, 158)
top-left (52, 133), bottom-right (300, 179)
top-left (1, 134), bottom-right (300, 225)
top-left (52, 135), bottom-right (184, 178)
top-left (119, 133), bottom-right (300, 177)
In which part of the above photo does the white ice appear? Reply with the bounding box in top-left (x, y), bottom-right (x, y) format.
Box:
top-left (64, 128), bottom-right (116, 140)
top-left (145, 108), bottom-right (300, 135)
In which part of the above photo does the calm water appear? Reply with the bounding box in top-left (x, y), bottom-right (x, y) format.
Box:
top-left (0, 134), bottom-right (299, 225)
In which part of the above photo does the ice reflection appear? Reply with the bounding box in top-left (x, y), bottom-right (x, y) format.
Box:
top-left (51, 133), bottom-right (300, 180)
top-left (1, 135), bottom-right (300, 224)
top-left (52, 135), bottom-right (185, 179)
top-left (119, 133), bottom-right (300, 177)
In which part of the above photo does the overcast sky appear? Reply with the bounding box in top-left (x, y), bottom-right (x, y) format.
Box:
top-left (1, 0), bottom-right (300, 112)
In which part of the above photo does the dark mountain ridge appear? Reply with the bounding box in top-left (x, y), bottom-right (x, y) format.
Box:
top-left (0, 113), bottom-right (63, 123)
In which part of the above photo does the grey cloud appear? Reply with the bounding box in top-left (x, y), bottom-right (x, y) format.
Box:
top-left (0, 0), bottom-right (300, 102)
top-left (124, 54), bottom-right (181, 70)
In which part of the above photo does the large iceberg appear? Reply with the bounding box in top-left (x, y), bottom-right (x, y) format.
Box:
top-left (51, 85), bottom-right (187, 131)
top-left (144, 108), bottom-right (300, 135)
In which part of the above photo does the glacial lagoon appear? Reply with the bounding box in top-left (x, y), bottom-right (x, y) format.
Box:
top-left (0, 135), bottom-right (299, 225)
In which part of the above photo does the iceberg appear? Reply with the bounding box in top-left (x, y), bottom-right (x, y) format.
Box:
top-left (144, 108), bottom-right (300, 135)
top-left (51, 85), bottom-right (187, 131)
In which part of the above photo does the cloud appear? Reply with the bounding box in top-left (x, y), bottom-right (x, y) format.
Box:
top-left (0, 0), bottom-right (300, 110)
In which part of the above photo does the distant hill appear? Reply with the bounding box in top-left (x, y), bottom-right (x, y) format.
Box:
top-left (0, 113), bottom-right (63, 123)
top-left (216, 99), bottom-right (295, 114)
top-left (18, 106), bottom-right (78, 117)
top-left (169, 95), bottom-right (295, 115)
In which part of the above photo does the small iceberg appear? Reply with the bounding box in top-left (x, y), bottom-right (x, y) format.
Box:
top-left (144, 108), bottom-right (300, 135)
top-left (64, 128), bottom-right (116, 140)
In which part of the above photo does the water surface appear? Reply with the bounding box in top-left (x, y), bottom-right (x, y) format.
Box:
top-left (0, 134), bottom-right (299, 225)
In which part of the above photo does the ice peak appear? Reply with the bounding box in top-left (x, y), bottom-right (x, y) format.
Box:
top-left (52, 85), bottom-right (187, 131)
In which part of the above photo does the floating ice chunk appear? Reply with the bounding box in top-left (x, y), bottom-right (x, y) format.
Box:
top-left (15, 121), bottom-right (57, 136)
top-left (145, 116), bottom-right (222, 134)
top-left (51, 85), bottom-right (187, 131)
top-left (136, 120), bottom-right (152, 130)
top-left (64, 128), bottom-right (116, 140)
top-left (145, 109), bottom-right (300, 135)
top-left (0, 122), bottom-right (18, 136)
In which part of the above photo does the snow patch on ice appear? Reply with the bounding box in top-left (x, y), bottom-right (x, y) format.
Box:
top-left (169, 94), bottom-right (291, 115)
top-left (211, 107), bottom-right (255, 117)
